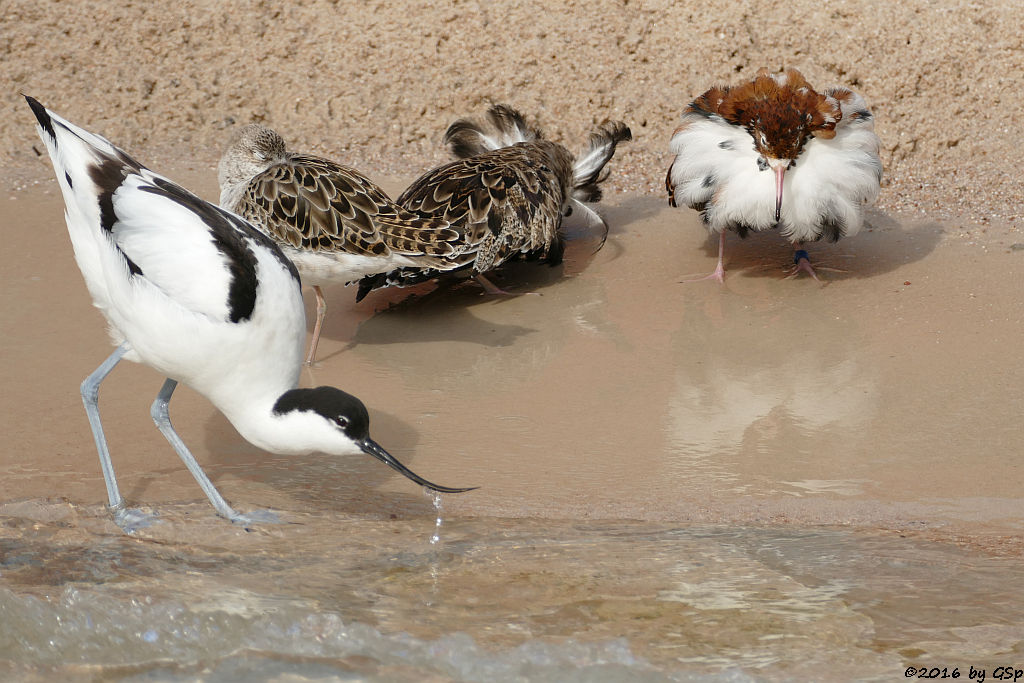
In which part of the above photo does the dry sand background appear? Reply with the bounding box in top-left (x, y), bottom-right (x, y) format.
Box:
top-left (1, 0), bottom-right (1022, 233)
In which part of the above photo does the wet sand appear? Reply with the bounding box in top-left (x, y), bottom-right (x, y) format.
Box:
top-left (4, 169), bottom-right (1024, 681)
top-left (3, 168), bottom-right (1023, 547)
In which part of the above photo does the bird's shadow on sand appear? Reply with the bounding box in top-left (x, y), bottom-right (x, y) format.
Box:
top-left (322, 282), bottom-right (539, 356)
top-left (691, 209), bottom-right (945, 281)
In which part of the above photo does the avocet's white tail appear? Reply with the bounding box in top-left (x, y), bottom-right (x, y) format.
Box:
top-left (25, 96), bottom-right (152, 318)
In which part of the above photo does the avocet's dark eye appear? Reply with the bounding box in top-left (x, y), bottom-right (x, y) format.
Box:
top-left (333, 415), bottom-right (349, 429)
top-left (564, 205), bottom-right (573, 217)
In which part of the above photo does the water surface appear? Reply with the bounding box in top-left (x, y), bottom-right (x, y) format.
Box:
top-left (2, 501), bottom-right (1023, 681)
top-left (3, 177), bottom-right (1024, 680)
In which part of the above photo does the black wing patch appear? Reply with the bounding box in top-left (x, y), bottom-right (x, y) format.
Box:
top-left (139, 177), bottom-right (299, 323)
top-left (88, 156), bottom-right (145, 277)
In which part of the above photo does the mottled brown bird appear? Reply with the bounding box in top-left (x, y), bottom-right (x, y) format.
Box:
top-left (356, 105), bottom-right (631, 300)
top-left (218, 124), bottom-right (461, 363)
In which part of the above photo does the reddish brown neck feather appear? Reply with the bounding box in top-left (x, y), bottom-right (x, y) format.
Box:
top-left (686, 68), bottom-right (843, 159)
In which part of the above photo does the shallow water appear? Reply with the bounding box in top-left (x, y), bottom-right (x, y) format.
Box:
top-left (3, 174), bottom-right (1024, 679)
top-left (2, 501), bottom-right (1024, 682)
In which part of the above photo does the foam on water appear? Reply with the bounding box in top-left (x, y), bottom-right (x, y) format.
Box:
top-left (1, 586), bottom-right (708, 682)
top-left (2, 502), bottom-right (1023, 681)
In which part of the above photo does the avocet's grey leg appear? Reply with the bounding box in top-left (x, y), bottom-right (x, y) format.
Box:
top-left (81, 343), bottom-right (156, 532)
top-left (81, 343), bottom-right (129, 510)
top-left (150, 378), bottom-right (280, 526)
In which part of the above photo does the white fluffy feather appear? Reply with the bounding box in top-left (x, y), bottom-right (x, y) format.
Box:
top-left (669, 93), bottom-right (881, 243)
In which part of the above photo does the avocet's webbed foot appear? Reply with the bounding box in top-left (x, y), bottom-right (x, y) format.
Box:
top-left (228, 509), bottom-right (283, 527)
top-left (111, 505), bottom-right (159, 534)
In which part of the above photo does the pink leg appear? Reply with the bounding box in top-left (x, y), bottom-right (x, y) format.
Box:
top-left (305, 285), bottom-right (327, 365)
top-left (475, 273), bottom-right (512, 295)
top-left (474, 273), bottom-right (541, 296)
top-left (681, 232), bottom-right (726, 284)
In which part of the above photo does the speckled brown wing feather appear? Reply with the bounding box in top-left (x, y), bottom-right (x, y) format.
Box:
top-left (397, 143), bottom-right (567, 272)
top-left (235, 155), bottom-right (460, 259)
top-left (355, 142), bottom-right (569, 301)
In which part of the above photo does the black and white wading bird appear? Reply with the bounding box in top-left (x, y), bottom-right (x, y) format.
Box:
top-left (26, 96), bottom-right (473, 532)
top-left (355, 104), bottom-right (632, 300)
top-left (666, 68), bottom-right (882, 281)
top-left (218, 125), bottom-right (463, 364)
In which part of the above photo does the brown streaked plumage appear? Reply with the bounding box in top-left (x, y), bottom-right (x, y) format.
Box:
top-left (357, 105), bottom-right (631, 300)
top-left (230, 153), bottom-right (459, 259)
top-left (402, 142), bottom-right (571, 270)
top-left (218, 124), bottom-right (462, 363)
